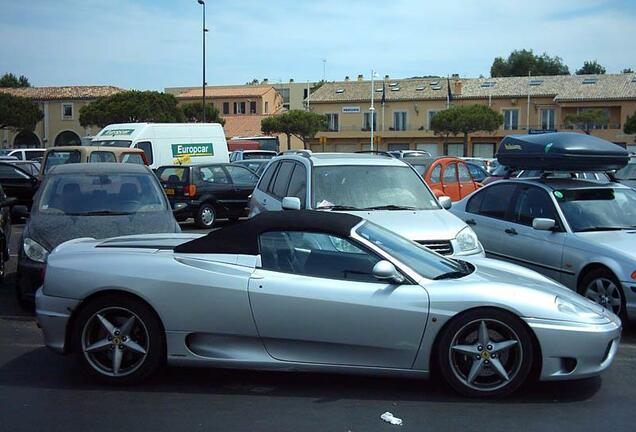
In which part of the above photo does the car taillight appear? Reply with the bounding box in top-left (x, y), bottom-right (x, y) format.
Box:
top-left (184, 184), bottom-right (197, 197)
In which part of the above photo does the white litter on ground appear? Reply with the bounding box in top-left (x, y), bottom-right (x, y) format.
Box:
top-left (380, 412), bottom-right (403, 426)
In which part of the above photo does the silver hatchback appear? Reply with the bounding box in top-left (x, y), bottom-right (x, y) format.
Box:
top-left (248, 152), bottom-right (484, 258)
top-left (451, 177), bottom-right (636, 320)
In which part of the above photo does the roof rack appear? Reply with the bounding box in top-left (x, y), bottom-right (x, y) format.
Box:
top-left (354, 150), bottom-right (395, 158)
top-left (280, 150), bottom-right (312, 158)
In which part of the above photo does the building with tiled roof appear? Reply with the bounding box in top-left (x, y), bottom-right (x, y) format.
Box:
top-left (307, 73), bottom-right (636, 156)
top-left (1, 85), bottom-right (124, 149)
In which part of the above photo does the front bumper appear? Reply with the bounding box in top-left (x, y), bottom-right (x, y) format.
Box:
top-left (525, 315), bottom-right (621, 381)
top-left (169, 199), bottom-right (199, 220)
top-left (17, 256), bottom-right (45, 301)
top-left (35, 288), bottom-right (81, 354)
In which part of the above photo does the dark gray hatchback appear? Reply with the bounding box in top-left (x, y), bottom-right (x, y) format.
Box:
top-left (16, 163), bottom-right (180, 306)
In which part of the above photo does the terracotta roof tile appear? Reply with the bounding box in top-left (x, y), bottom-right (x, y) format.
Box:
top-left (222, 115), bottom-right (270, 138)
top-left (0, 85), bottom-right (124, 101)
top-left (177, 86), bottom-right (274, 99)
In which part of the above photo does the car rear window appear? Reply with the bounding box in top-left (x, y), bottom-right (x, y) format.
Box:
top-left (121, 153), bottom-right (145, 165)
top-left (156, 167), bottom-right (189, 183)
top-left (89, 151), bottom-right (117, 163)
top-left (44, 150), bottom-right (82, 173)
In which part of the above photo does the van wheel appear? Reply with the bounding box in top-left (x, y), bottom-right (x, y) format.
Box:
top-left (195, 204), bottom-right (216, 228)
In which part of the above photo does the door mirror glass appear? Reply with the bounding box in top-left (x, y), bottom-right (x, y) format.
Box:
top-left (532, 218), bottom-right (556, 231)
top-left (439, 196), bottom-right (452, 210)
top-left (372, 260), bottom-right (405, 284)
top-left (282, 196), bottom-right (301, 210)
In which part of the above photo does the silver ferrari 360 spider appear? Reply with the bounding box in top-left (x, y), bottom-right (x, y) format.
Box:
top-left (36, 210), bottom-right (621, 397)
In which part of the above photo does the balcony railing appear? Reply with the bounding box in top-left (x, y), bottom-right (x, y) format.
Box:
top-left (322, 123), bottom-right (623, 133)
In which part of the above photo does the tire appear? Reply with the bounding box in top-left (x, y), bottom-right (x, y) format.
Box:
top-left (437, 308), bottom-right (534, 398)
top-left (72, 294), bottom-right (165, 385)
top-left (15, 273), bottom-right (34, 311)
top-left (579, 268), bottom-right (626, 321)
top-left (195, 203), bottom-right (216, 228)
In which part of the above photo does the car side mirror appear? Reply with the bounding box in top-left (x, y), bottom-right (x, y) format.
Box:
top-left (532, 218), bottom-right (556, 231)
top-left (282, 196), bottom-right (301, 211)
top-left (372, 260), bottom-right (405, 284)
top-left (11, 204), bottom-right (29, 219)
top-left (438, 196), bottom-right (452, 210)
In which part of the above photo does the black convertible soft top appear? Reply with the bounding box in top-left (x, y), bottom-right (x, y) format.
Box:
top-left (174, 210), bottom-right (363, 255)
top-left (496, 132), bottom-right (629, 171)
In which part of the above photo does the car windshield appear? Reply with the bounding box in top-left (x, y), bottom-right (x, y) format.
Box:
top-left (37, 172), bottom-right (168, 215)
top-left (356, 222), bottom-right (470, 280)
top-left (90, 140), bottom-right (133, 148)
top-left (555, 187), bottom-right (636, 232)
top-left (243, 152), bottom-right (275, 160)
top-left (616, 162), bottom-right (636, 180)
top-left (44, 150), bottom-right (81, 173)
top-left (312, 165), bottom-right (440, 210)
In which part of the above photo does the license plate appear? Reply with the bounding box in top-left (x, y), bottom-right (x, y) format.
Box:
top-left (164, 188), bottom-right (175, 195)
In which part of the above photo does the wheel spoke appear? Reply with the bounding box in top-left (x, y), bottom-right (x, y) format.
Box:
top-left (489, 358), bottom-right (510, 381)
top-left (478, 320), bottom-right (490, 346)
top-left (96, 313), bottom-right (116, 336)
top-left (586, 291), bottom-right (600, 302)
top-left (491, 339), bottom-right (518, 354)
top-left (119, 316), bottom-right (136, 338)
top-left (467, 358), bottom-right (484, 384)
top-left (595, 279), bottom-right (606, 294)
top-left (451, 344), bottom-right (480, 355)
top-left (112, 347), bottom-right (123, 375)
top-left (84, 338), bottom-right (112, 353)
top-left (123, 339), bottom-right (147, 355)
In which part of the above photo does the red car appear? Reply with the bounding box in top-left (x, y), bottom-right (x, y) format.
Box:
top-left (406, 156), bottom-right (480, 201)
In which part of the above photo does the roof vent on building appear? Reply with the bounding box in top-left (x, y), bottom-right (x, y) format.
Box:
top-left (415, 86), bottom-right (425, 91)
top-left (385, 74), bottom-right (390, 80)
top-left (335, 88), bottom-right (345, 93)
top-left (344, 76), bottom-right (350, 81)
top-left (480, 81), bottom-right (496, 88)
top-left (431, 85), bottom-right (442, 90)
top-left (390, 87), bottom-right (400, 91)
top-left (529, 79), bottom-right (543, 86)
top-left (451, 73), bottom-right (460, 78)
top-left (582, 77), bottom-right (598, 84)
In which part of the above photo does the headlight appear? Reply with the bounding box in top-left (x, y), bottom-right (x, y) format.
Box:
top-left (23, 238), bottom-right (49, 263)
top-left (555, 296), bottom-right (604, 321)
top-left (455, 227), bottom-right (480, 252)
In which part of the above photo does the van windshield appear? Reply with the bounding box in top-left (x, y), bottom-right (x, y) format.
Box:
top-left (90, 140), bottom-right (132, 148)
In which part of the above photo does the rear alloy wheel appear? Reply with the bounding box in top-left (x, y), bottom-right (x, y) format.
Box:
top-left (195, 204), bottom-right (216, 228)
top-left (580, 269), bottom-right (625, 319)
top-left (74, 295), bottom-right (164, 384)
top-left (438, 309), bottom-right (533, 398)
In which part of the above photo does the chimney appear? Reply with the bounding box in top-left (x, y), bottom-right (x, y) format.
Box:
top-left (344, 76), bottom-right (350, 81)
top-left (454, 80), bottom-right (463, 96)
top-left (262, 78), bottom-right (269, 84)
top-left (357, 74), bottom-right (364, 81)
top-left (451, 73), bottom-right (459, 79)
top-left (384, 74), bottom-right (390, 80)
top-left (289, 78), bottom-right (294, 83)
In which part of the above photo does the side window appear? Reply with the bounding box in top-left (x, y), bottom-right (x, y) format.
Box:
top-left (258, 161), bottom-right (279, 193)
top-left (121, 153), bottom-right (145, 164)
top-left (0, 164), bottom-right (30, 179)
top-left (471, 183), bottom-right (518, 220)
top-left (442, 163), bottom-right (457, 184)
top-left (271, 161), bottom-right (295, 198)
top-left (225, 165), bottom-right (257, 185)
top-left (89, 151), bottom-right (117, 163)
top-left (199, 166), bottom-right (230, 184)
top-left (259, 231), bottom-right (381, 283)
top-left (513, 186), bottom-right (559, 226)
top-left (134, 141), bottom-right (153, 165)
top-left (458, 163), bottom-right (471, 182)
top-left (26, 151), bottom-right (45, 160)
top-left (467, 164), bottom-right (480, 179)
top-left (430, 164), bottom-right (442, 183)
top-left (287, 164), bottom-right (307, 207)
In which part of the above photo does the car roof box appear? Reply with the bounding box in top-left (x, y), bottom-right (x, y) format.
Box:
top-left (495, 132), bottom-right (629, 171)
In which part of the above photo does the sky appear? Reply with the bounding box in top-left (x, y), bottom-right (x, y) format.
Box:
top-left (1, 0), bottom-right (635, 90)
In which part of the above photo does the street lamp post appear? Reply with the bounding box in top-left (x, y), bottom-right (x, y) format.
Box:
top-left (197, 0), bottom-right (207, 123)
top-left (370, 70), bottom-right (378, 150)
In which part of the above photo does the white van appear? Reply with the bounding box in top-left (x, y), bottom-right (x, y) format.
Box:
top-left (91, 123), bottom-right (229, 169)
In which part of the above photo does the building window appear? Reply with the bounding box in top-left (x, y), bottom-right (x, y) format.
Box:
top-left (540, 108), bottom-right (556, 130)
top-left (427, 110), bottom-right (440, 129)
top-left (388, 143), bottom-right (409, 151)
top-left (234, 102), bottom-right (246, 114)
top-left (446, 143), bottom-right (464, 157)
top-left (393, 111), bottom-right (407, 131)
top-left (576, 107), bottom-right (609, 130)
top-left (363, 112), bottom-right (376, 131)
top-left (223, 102), bottom-right (230, 115)
top-left (472, 143), bottom-right (495, 158)
top-left (265, 101), bottom-right (269, 114)
top-left (503, 109), bottom-right (519, 130)
top-left (250, 101), bottom-right (257, 114)
top-left (326, 113), bottom-right (339, 131)
top-left (61, 103), bottom-right (74, 120)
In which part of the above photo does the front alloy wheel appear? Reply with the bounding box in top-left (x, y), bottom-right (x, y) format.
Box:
top-left (584, 277), bottom-right (623, 316)
top-left (438, 309), bottom-right (533, 397)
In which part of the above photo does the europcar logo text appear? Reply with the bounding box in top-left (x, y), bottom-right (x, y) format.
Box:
top-left (100, 129), bottom-right (135, 136)
top-left (171, 143), bottom-right (214, 157)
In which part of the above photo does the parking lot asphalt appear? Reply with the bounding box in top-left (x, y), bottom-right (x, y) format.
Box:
top-left (1, 222), bottom-right (635, 432)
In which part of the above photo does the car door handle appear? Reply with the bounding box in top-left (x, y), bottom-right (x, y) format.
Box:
top-left (505, 228), bottom-right (518, 235)
top-left (465, 218), bottom-right (476, 226)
